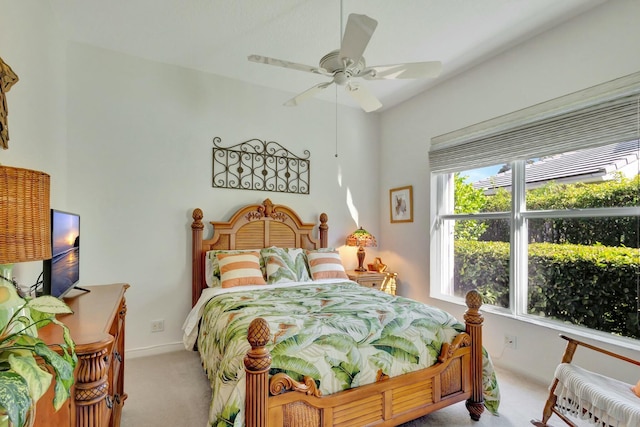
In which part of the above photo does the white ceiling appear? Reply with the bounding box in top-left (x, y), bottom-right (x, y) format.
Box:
top-left (48, 0), bottom-right (606, 112)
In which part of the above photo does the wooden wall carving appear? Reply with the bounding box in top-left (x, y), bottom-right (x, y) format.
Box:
top-left (0, 56), bottom-right (19, 150)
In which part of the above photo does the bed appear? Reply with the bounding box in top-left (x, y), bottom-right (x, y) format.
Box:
top-left (183, 199), bottom-right (499, 427)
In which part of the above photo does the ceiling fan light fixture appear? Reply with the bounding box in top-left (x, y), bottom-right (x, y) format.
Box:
top-left (334, 71), bottom-right (350, 86)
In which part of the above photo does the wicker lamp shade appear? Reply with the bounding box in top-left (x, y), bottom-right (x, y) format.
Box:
top-left (346, 227), bottom-right (377, 272)
top-left (0, 165), bottom-right (52, 264)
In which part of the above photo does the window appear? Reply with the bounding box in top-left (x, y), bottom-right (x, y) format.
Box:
top-left (430, 72), bottom-right (640, 341)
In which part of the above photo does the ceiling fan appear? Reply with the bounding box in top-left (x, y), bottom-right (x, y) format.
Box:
top-left (248, 13), bottom-right (442, 113)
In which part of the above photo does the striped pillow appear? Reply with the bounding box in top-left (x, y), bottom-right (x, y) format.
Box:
top-left (305, 250), bottom-right (348, 280)
top-left (205, 249), bottom-right (266, 288)
top-left (216, 251), bottom-right (266, 288)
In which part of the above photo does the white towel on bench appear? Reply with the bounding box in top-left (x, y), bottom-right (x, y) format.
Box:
top-left (553, 363), bottom-right (640, 427)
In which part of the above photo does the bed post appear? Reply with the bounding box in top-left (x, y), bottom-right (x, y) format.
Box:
top-left (464, 290), bottom-right (484, 421)
top-left (319, 213), bottom-right (328, 248)
top-left (245, 318), bottom-right (272, 427)
top-left (191, 208), bottom-right (204, 307)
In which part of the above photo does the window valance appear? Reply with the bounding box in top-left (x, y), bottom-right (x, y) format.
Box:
top-left (430, 71), bottom-right (640, 174)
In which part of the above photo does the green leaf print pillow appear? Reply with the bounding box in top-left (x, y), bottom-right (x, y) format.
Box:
top-left (261, 247), bottom-right (311, 284)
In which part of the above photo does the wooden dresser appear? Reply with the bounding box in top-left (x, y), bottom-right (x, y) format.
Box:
top-left (33, 283), bottom-right (129, 427)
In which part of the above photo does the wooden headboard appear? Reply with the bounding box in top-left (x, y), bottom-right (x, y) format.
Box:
top-left (191, 198), bottom-right (329, 306)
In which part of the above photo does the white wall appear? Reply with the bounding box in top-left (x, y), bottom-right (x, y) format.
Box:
top-left (1, 1), bottom-right (381, 356)
top-left (380, 0), bottom-right (640, 384)
top-left (0, 0), bottom-right (68, 284)
top-left (65, 43), bottom-right (381, 355)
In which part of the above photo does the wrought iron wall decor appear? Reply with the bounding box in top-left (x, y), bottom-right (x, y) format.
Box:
top-left (212, 137), bottom-right (310, 194)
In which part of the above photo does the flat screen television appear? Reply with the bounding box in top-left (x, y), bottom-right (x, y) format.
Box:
top-left (43, 209), bottom-right (81, 298)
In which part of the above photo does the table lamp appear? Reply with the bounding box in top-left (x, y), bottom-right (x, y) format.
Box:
top-left (0, 165), bottom-right (52, 293)
top-left (345, 226), bottom-right (377, 272)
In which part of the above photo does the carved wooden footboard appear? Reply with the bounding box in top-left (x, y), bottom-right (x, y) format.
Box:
top-left (244, 290), bottom-right (484, 427)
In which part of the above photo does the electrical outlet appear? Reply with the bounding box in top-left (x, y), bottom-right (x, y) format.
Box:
top-left (151, 319), bottom-right (164, 333)
top-left (504, 334), bottom-right (517, 349)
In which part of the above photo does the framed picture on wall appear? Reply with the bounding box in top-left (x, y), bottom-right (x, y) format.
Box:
top-left (389, 185), bottom-right (413, 223)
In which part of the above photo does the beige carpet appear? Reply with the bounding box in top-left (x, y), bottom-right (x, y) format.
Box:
top-left (121, 350), bottom-right (565, 426)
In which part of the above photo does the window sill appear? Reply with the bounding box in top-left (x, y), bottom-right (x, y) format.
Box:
top-left (431, 294), bottom-right (640, 353)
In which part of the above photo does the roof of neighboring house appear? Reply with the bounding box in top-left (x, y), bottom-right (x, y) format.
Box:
top-left (473, 140), bottom-right (640, 193)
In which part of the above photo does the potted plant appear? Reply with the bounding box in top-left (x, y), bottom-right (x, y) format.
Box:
top-left (0, 284), bottom-right (77, 427)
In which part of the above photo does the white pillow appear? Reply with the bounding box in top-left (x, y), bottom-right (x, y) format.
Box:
top-left (305, 250), bottom-right (348, 280)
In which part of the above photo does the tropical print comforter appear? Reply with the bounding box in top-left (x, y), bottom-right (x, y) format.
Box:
top-left (182, 280), bottom-right (500, 427)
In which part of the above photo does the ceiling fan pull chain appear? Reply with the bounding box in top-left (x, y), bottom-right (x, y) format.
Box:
top-left (335, 85), bottom-right (339, 158)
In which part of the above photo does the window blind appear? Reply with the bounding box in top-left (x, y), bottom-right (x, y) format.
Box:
top-left (430, 71), bottom-right (640, 174)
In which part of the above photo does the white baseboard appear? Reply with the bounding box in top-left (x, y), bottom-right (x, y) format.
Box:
top-left (125, 342), bottom-right (186, 359)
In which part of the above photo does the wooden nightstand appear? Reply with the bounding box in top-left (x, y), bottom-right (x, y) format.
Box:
top-left (347, 270), bottom-right (397, 295)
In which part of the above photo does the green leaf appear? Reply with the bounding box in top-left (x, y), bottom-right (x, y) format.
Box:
top-left (325, 348), bottom-right (361, 390)
top-left (314, 334), bottom-right (356, 353)
top-left (216, 401), bottom-right (239, 427)
top-left (51, 318), bottom-right (76, 361)
top-left (369, 350), bottom-right (394, 374)
top-left (26, 296), bottom-right (73, 315)
top-left (13, 334), bottom-right (40, 348)
top-left (0, 371), bottom-right (31, 427)
top-left (271, 334), bottom-right (315, 356)
top-left (33, 342), bottom-right (75, 410)
top-left (27, 309), bottom-right (54, 330)
top-left (270, 355), bottom-right (320, 382)
top-left (371, 335), bottom-right (419, 364)
top-left (8, 353), bottom-right (52, 403)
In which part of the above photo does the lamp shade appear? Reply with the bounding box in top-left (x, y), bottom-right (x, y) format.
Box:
top-left (345, 227), bottom-right (377, 248)
top-left (346, 227), bottom-right (377, 272)
top-left (0, 165), bottom-right (52, 264)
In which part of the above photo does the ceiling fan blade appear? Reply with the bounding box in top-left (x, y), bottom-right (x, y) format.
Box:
top-left (339, 14), bottom-right (378, 66)
top-left (362, 61), bottom-right (442, 80)
top-left (284, 81), bottom-right (334, 107)
top-left (248, 54), bottom-right (327, 75)
top-left (346, 82), bottom-right (382, 113)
